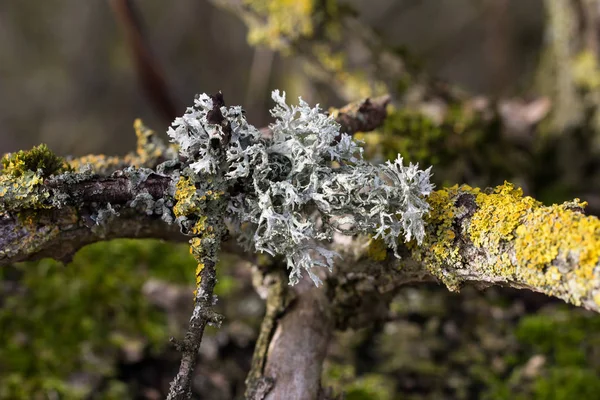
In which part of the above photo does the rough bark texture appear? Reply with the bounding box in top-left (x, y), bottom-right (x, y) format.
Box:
top-left (3, 177), bottom-right (600, 314)
top-left (245, 269), bottom-right (333, 400)
top-left (166, 255), bottom-right (223, 400)
top-left (0, 95), bottom-right (389, 267)
top-left (262, 280), bottom-right (332, 400)
top-left (6, 0), bottom-right (600, 399)
top-left (0, 174), bottom-right (181, 265)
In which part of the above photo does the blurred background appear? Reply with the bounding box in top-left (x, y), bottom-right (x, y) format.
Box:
top-left (3, 0), bottom-right (600, 399)
top-left (0, 0), bottom-right (544, 157)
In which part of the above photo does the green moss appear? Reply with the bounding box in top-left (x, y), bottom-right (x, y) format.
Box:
top-left (379, 108), bottom-right (444, 165)
top-left (0, 239), bottom-right (196, 399)
top-left (357, 106), bottom-right (477, 170)
top-left (532, 368), bottom-right (600, 399)
top-left (0, 144), bottom-right (72, 212)
top-left (482, 307), bottom-right (600, 399)
top-left (1, 144), bottom-right (70, 178)
top-left (322, 362), bottom-right (395, 400)
top-left (345, 375), bottom-right (394, 400)
top-left (515, 309), bottom-right (600, 366)
top-left (367, 237), bottom-right (388, 261)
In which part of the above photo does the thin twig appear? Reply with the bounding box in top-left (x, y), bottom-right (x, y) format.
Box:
top-left (166, 254), bottom-right (224, 399)
top-left (109, 0), bottom-right (179, 123)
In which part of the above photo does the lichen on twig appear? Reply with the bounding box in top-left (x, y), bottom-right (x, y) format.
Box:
top-left (169, 90), bottom-right (433, 287)
top-left (163, 89), bottom-right (432, 397)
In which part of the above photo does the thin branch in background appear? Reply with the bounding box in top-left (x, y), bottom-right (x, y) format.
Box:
top-left (109, 0), bottom-right (179, 123)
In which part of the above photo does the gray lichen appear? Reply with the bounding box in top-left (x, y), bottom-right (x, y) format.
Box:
top-left (130, 191), bottom-right (157, 216)
top-left (168, 90), bottom-right (433, 285)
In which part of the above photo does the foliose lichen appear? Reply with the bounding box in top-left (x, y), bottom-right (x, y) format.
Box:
top-left (167, 90), bottom-right (434, 285)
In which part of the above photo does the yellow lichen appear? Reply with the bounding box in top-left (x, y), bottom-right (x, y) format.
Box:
top-left (367, 237), bottom-right (388, 261)
top-left (68, 119), bottom-right (175, 174)
top-left (195, 263), bottom-right (205, 287)
top-left (410, 181), bottom-right (600, 305)
top-left (173, 177), bottom-right (201, 218)
top-left (594, 292), bottom-right (600, 307)
top-left (245, 0), bottom-right (314, 49)
top-left (133, 119), bottom-right (171, 165)
top-left (68, 154), bottom-right (125, 173)
top-left (310, 45), bottom-right (388, 100)
top-left (469, 182), bottom-right (539, 253)
top-left (573, 50), bottom-right (600, 90)
top-left (514, 200), bottom-right (600, 282)
top-left (191, 216), bottom-right (208, 235)
top-left (189, 237), bottom-right (202, 253)
top-left (0, 144), bottom-right (68, 211)
top-left (412, 184), bottom-right (467, 290)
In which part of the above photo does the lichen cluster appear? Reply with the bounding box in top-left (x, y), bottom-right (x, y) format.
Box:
top-left (172, 170), bottom-right (228, 296)
top-left (413, 184), bottom-right (467, 290)
top-left (168, 90), bottom-right (433, 285)
top-left (0, 144), bottom-right (69, 212)
top-left (469, 183), bottom-right (539, 253)
top-left (416, 181), bottom-right (600, 306)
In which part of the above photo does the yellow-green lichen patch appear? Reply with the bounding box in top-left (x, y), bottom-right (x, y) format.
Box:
top-left (469, 182), bottom-right (539, 254)
top-left (68, 153), bottom-right (125, 174)
top-left (1, 144), bottom-right (69, 178)
top-left (189, 237), bottom-right (202, 255)
top-left (0, 169), bottom-right (48, 212)
top-left (133, 119), bottom-right (177, 166)
top-left (172, 176), bottom-right (225, 220)
top-left (594, 291), bottom-right (600, 308)
top-left (0, 144), bottom-right (69, 212)
top-left (191, 216), bottom-right (208, 236)
top-left (245, 0), bottom-right (314, 49)
top-left (195, 263), bottom-right (205, 286)
top-left (514, 199), bottom-right (600, 286)
top-left (311, 44), bottom-right (387, 100)
top-left (68, 119), bottom-right (176, 174)
top-left (414, 182), bottom-right (541, 289)
top-left (415, 181), bottom-right (600, 305)
top-left (412, 184), bottom-right (467, 290)
top-left (193, 262), bottom-right (206, 297)
top-left (572, 50), bottom-right (600, 90)
top-left (367, 237), bottom-right (388, 261)
top-left (173, 176), bottom-right (203, 218)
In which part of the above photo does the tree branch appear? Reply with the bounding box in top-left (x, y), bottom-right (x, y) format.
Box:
top-left (4, 90), bottom-right (600, 397)
top-left (109, 0), bottom-right (179, 123)
top-left (246, 268), bottom-right (332, 400)
top-left (328, 183), bottom-right (600, 328)
top-left (0, 173), bottom-right (182, 265)
top-left (0, 95), bottom-right (389, 266)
